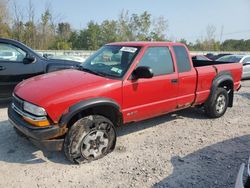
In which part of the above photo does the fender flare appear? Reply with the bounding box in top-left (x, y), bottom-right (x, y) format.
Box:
top-left (207, 71), bottom-right (234, 107)
top-left (59, 98), bottom-right (121, 127)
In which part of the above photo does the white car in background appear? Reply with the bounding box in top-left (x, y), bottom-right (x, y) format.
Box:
top-left (234, 157), bottom-right (250, 188)
top-left (217, 55), bottom-right (250, 79)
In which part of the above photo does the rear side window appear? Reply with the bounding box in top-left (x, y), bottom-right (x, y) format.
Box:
top-left (138, 47), bottom-right (174, 76)
top-left (173, 46), bottom-right (191, 73)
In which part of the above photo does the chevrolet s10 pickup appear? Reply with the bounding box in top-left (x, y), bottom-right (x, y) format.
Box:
top-left (8, 42), bottom-right (242, 164)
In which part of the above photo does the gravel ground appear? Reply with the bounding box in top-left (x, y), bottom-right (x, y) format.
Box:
top-left (0, 80), bottom-right (250, 188)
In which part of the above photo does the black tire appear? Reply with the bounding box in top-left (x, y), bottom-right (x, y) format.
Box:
top-left (64, 115), bottom-right (116, 164)
top-left (205, 87), bottom-right (229, 118)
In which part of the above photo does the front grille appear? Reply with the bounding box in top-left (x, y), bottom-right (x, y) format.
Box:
top-left (13, 95), bottom-right (24, 110)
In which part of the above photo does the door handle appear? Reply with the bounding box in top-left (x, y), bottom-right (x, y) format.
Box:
top-left (0, 66), bottom-right (6, 71)
top-left (171, 79), bottom-right (178, 84)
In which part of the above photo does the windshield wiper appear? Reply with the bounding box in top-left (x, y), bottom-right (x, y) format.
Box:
top-left (76, 65), bottom-right (108, 77)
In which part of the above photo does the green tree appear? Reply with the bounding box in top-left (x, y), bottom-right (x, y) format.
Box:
top-left (57, 22), bottom-right (72, 40)
top-left (99, 20), bottom-right (118, 45)
top-left (150, 16), bottom-right (168, 41)
top-left (117, 10), bottom-right (168, 42)
top-left (68, 31), bottom-right (81, 50)
top-left (12, 21), bottom-right (25, 41)
top-left (49, 40), bottom-right (72, 50)
top-left (12, 0), bottom-right (25, 41)
top-left (80, 21), bottom-right (101, 50)
top-left (178, 38), bottom-right (188, 46)
top-left (0, 0), bottom-right (11, 38)
top-left (39, 8), bottom-right (54, 49)
top-left (4, 3), bottom-right (250, 52)
top-left (203, 25), bottom-right (219, 51)
top-left (24, 0), bottom-right (37, 48)
top-left (130, 11), bottom-right (151, 40)
top-left (221, 39), bottom-right (245, 51)
top-left (24, 21), bottom-right (37, 48)
top-left (117, 10), bottom-right (133, 41)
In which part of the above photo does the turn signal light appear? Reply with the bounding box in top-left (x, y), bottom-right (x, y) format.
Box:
top-left (23, 117), bottom-right (50, 127)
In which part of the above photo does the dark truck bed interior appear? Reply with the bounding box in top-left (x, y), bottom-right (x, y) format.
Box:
top-left (192, 60), bottom-right (237, 67)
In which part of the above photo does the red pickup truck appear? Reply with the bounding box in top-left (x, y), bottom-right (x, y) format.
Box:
top-left (8, 42), bottom-right (242, 164)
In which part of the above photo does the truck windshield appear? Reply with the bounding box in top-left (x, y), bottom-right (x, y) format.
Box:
top-left (80, 45), bottom-right (141, 78)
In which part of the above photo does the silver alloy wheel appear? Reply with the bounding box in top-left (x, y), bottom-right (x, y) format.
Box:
top-left (81, 130), bottom-right (109, 159)
top-left (216, 94), bottom-right (226, 114)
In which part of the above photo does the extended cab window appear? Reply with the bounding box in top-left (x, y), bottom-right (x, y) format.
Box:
top-left (173, 46), bottom-right (191, 73)
top-left (138, 47), bottom-right (174, 76)
top-left (0, 43), bottom-right (26, 62)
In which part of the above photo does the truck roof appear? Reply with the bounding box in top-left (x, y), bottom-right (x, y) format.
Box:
top-left (108, 41), bottom-right (185, 47)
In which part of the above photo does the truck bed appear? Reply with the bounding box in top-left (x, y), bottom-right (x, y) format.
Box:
top-left (192, 60), bottom-right (242, 105)
top-left (192, 59), bottom-right (238, 67)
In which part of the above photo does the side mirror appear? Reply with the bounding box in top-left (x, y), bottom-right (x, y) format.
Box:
top-left (243, 61), bottom-right (250, 66)
top-left (23, 54), bottom-right (36, 64)
top-left (132, 66), bottom-right (154, 79)
top-left (43, 54), bottom-right (49, 58)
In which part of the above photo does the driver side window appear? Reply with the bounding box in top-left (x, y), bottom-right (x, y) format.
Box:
top-left (138, 47), bottom-right (174, 76)
top-left (0, 43), bottom-right (26, 62)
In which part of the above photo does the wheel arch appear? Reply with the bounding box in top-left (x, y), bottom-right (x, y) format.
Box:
top-left (209, 71), bottom-right (234, 107)
top-left (59, 98), bottom-right (123, 128)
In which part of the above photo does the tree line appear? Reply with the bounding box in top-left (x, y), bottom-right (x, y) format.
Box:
top-left (0, 0), bottom-right (249, 51)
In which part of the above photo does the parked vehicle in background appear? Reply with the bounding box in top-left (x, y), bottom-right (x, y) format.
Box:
top-left (205, 53), bottom-right (215, 60)
top-left (192, 55), bottom-right (211, 61)
top-left (206, 53), bottom-right (232, 60)
top-left (217, 55), bottom-right (250, 79)
top-left (214, 53), bottom-right (232, 60)
top-left (0, 38), bottom-right (80, 100)
top-left (8, 42), bottom-right (242, 164)
top-left (235, 157), bottom-right (250, 188)
top-left (49, 55), bottom-right (86, 63)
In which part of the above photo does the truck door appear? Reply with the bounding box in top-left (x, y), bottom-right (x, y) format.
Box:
top-left (122, 46), bottom-right (179, 123)
top-left (0, 42), bottom-right (43, 99)
top-left (172, 45), bottom-right (197, 108)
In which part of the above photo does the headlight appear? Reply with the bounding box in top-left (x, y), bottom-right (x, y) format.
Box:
top-left (23, 101), bottom-right (47, 116)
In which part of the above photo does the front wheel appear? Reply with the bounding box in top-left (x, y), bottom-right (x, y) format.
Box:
top-left (205, 88), bottom-right (229, 118)
top-left (64, 115), bottom-right (116, 164)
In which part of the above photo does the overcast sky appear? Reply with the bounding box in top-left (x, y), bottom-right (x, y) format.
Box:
top-left (12, 0), bottom-right (250, 42)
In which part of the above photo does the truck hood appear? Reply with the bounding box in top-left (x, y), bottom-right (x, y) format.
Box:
top-left (14, 69), bottom-right (121, 120)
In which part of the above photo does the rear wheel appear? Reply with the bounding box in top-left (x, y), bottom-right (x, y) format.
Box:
top-left (64, 115), bottom-right (116, 164)
top-left (205, 87), bottom-right (229, 118)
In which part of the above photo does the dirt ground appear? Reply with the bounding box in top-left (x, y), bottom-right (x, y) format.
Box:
top-left (0, 80), bottom-right (250, 188)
